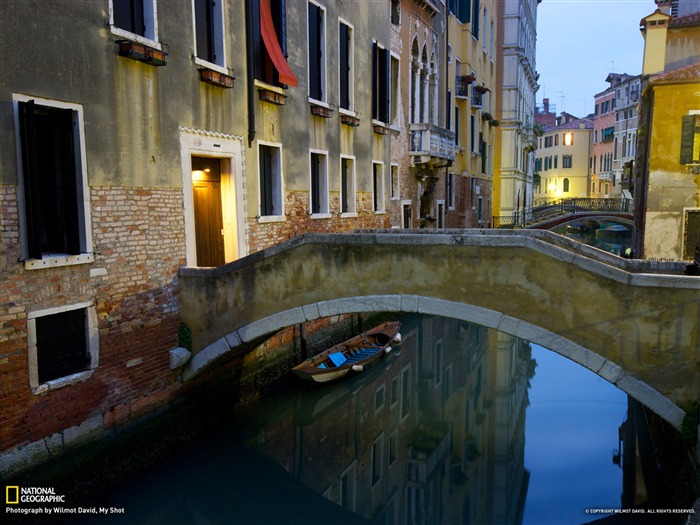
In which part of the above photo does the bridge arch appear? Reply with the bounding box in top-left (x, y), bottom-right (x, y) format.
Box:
top-left (179, 231), bottom-right (699, 431)
top-left (182, 294), bottom-right (684, 430)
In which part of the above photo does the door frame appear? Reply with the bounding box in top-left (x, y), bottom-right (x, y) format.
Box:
top-left (180, 128), bottom-right (247, 267)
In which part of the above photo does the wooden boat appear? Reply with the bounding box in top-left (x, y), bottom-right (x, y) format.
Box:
top-left (291, 321), bottom-right (401, 383)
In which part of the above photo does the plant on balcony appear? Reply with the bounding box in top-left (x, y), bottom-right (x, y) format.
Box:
top-left (463, 74), bottom-right (476, 84)
top-left (474, 85), bottom-right (490, 94)
top-left (533, 123), bottom-right (545, 137)
top-left (481, 112), bottom-right (493, 121)
top-left (490, 119), bottom-right (500, 127)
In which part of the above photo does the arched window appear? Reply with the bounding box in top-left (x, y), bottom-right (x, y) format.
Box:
top-left (563, 178), bottom-right (570, 192)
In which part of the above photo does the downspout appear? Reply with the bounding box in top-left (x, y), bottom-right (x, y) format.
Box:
top-left (245, 0), bottom-right (256, 147)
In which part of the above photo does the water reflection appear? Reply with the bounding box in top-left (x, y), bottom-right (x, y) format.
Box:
top-left (552, 220), bottom-right (632, 256)
top-left (251, 316), bottom-right (532, 525)
top-left (72, 314), bottom-right (678, 525)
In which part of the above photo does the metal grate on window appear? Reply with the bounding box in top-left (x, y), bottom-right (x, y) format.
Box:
top-left (36, 308), bottom-right (88, 384)
top-left (684, 210), bottom-right (700, 260)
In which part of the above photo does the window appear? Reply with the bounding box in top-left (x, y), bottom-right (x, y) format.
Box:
top-left (680, 115), bottom-right (700, 165)
top-left (251, 0), bottom-right (297, 87)
top-left (372, 42), bottom-right (390, 123)
top-left (447, 173), bottom-right (455, 209)
top-left (390, 164), bottom-right (399, 200)
top-left (28, 303), bottom-right (98, 391)
top-left (374, 385), bottom-right (385, 412)
top-left (564, 132), bottom-right (573, 146)
top-left (111, 0), bottom-right (159, 44)
top-left (402, 202), bottom-right (412, 228)
top-left (373, 162), bottom-right (385, 212)
top-left (310, 151), bottom-right (328, 215)
top-left (563, 178), bottom-right (570, 192)
top-left (371, 435), bottom-right (383, 486)
top-left (389, 430), bottom-right (398, 466)
top-left (454, 103), bottom-right (459, 144)
top-left (340, 463), bottom-right (356, 511)
top-left (470, 115), bottom-right (477, 152)
top-left (259, 143), bottom-right (283, 217)
top-left (338, 20), bottom-right (354, 111)
top-left (15, 97), bottom-right (92, 264)
top-left (553, 155), bottom-right (558, 169)
top-left (308, 1), bottom-right (326, 102)
top-left (554, 134), bottom-right (559, 146)
top-left (401, 367), bottom-right (410, 418)
top-left (472, 0), bottom-right (480, 39)
top-left (391, 0), bottom-right (400, 25)
top-left (390, 54), bottom-right (399, 125)
top-left (340, 156), bottom-right (356, 214)
top-left (544, 136), bottom-right (553, 148)
top-left (194, 0), bottom-right (225, 67)
top-left (490, 19), bottom-right (495, 58)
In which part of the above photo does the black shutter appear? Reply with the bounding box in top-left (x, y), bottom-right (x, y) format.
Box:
top-left (472, 0), bottom-right (480, 39)
top-left (311, 155), bottom-right (320, 214)
top-left (18, 101), bottom-right (43, 260)
top-left (379, 47), bottom-right (390, 123)
top-left (36, 309), bottom-right (88, 384)
top-left (372, 42), bottom-right (378, 120)
top-left (308, 4), bottom-right (322, 100)
top-left (260, 146), bottom-right (273, 216)
top-left (339, 23), bottom-right (349, 110)
top-left (276, 0), bottom-right (287, 57)
top-left (55, 110), bottom-right (81, 255)
top-left (680, 115), bottom-right (697, 165)
top-left (459, 0), bottom-right (471, 24)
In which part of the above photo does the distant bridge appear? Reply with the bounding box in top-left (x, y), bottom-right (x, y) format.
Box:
top-left (492, 198), bottom-right (633, 229)
top-left (178, 230), bottom-right (700, 430)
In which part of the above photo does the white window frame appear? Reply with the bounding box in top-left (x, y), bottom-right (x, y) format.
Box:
top-left (27, 302), bottom-right (99, 394)
top-left (447, 172), bottom-right (456, 210)
top-left (309, 149), bottom-right (330, 217)
top-left (307, 0), bottom-right (328, 105)
top-left (257, 141), bottom-right (285, 222)
top-left (372, 161), bottom-right (386, 213)
top-left (12, 94), bottom-right (94, 270)
top-left (390, 52), bottom-right (400, 128)
top-left (192, 0), bottom-right (228, 74)
top-left (109, 0), bottom-right (161, 49)
top-left (401, 200), bottom-right (412, 228)
top-left (340, 155), bottom-right (357, 217)
top-left (371, 433), bottom-right (384, 488)
top-left (337, 18), bottom-right (355, 115)
top-left (340, 461), bottom-right (357, 511)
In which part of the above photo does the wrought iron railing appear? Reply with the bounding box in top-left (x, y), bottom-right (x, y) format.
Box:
top-left (492, 198), bottom-right (633, 229)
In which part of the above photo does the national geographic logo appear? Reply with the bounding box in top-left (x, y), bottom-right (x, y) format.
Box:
top-left (6, 486), bottom-right (19, 505)
top-left (4, 486), bottom-right (65, 503)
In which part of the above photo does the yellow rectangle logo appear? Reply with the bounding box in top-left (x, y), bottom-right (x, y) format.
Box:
top-left (6, 486), bottom-right (19, 504)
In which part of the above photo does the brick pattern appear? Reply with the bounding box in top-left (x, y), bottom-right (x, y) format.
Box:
top-left (0, 186), bottom-right (185, 451)
top-left (248, 191), bottom-right (390, 254)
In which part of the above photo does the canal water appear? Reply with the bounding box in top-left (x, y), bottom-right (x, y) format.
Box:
top-left (552, 219), bottom-right (632, 256)
top-left (68, 314), bottom-right (679, 525)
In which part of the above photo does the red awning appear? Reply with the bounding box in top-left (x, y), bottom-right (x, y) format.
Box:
top-left (260, 0), bottom-right (298, 87)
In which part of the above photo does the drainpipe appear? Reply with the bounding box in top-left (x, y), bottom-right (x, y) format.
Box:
top-left (245, 0), bottom-right (256, 147)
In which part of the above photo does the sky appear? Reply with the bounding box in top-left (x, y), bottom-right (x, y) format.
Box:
top-left (536, 0), bottom-right (658, 118)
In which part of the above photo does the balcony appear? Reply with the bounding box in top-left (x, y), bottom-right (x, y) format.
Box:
top-left (409, 123), bottom-right (455, 164)
top-left (455, 75), bottom-right (475, 98)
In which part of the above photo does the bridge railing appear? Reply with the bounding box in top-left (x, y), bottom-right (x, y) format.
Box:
top-left (492, 198), bottom-right (632, 228)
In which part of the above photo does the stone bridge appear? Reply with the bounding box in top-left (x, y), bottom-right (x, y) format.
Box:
top-left (178, 230), bottom-right (700, 429)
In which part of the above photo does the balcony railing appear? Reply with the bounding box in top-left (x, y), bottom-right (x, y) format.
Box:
top-left (455, 75), bottom-right (474, 98)
top-left (409, 123), bottom-right (456, 163)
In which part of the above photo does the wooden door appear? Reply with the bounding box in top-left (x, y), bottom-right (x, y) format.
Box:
top-left (192, 157), bottom-right (225, 267)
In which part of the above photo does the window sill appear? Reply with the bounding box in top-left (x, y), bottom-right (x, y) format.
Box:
top-left (340, 212), bottom-right (358, 218)
top-left (257, 215), bottom-right (286, 224)
top-left (310, 101), bottom-right (333, 118)
top-left (32, 369), bottom-right (95, 395)
top-left (110, 26), bottom-right (161, 50)
top-left (194, 57), bottom-right (230, 76)
top-left (310, 213), bottom-right (332, 220)
top-left (24, 253), bottom-right (94, 271)
top-left (117, 40), bottom-right (167, 66)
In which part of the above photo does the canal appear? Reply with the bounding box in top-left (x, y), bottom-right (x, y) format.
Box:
top-left (51, 314), bottom-right (693, 525)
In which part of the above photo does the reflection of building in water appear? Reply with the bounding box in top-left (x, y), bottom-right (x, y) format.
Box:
top-left (486, 331), bottom-right (532, 525)
top-left (254, 315), bottom-right (534, 524)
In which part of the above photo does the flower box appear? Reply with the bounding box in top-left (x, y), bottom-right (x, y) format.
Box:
top-left (117, 40), bottom-right (167, 66)
top-left (310, 104), bottom-right (333, 118)
top-left (199, 68), bottom-right (235, 88)
top-left (373, 124), bottom-right (389, 135)
top-left (259, 89), bottom-right (287, 105)
top-left (340, 114), bottom-right (360, 127)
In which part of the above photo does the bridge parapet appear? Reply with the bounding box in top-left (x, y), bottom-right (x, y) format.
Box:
top-left (179, 230), bottom-right (700, 428)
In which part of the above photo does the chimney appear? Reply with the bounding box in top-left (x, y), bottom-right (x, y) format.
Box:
top-left (543, 98), bottom-right (550, 113)
top-left (654, 0), bottom-right (672, 14)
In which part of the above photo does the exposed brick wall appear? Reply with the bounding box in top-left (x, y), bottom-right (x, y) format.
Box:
top-left (248, 190), bottom-right (391, 254)
top-left (0, 186), bottom-right (185, 452)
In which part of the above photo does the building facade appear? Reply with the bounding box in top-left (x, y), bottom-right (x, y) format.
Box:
top-left (612, 74), bottom-right (641, 200)
top-left (533, 117), bottom-right (593, 205)
top-left (493, 0), bottom-right (539, 222)
top-left (591, 75), bottom-right (619, 199)
top-left (444, 0), bottom-right (499, 228)
top-left (635, 5), bottom-right (700, 260)
top-left (0, 0), bottom-right (394, 474)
